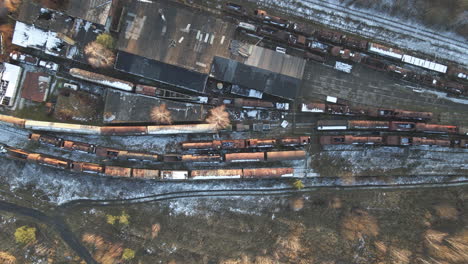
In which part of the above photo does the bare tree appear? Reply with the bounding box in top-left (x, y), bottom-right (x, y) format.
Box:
top-left (206, 105), bottom-right (230, 130)
top-left (84, 42), bottom-right (115, 68)
top-left (151, 104), bottom-right (172, 124)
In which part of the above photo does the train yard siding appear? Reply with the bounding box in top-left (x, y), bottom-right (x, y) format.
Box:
top-left (1, 144), bottom-right (305, 180)
top-left (0, 114), bottom-right (219, 135)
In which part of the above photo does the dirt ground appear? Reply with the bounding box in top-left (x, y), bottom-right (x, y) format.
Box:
top-left (62, 185), bottom-right (468, 264)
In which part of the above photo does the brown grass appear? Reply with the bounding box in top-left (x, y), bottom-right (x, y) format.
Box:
top-left (219, 255), bottom-right (251, 264)
top-left (433, 204), bottom-right (459, 220)
top-left (389, 247), bottom-right (412, 264)
top-left (254, 256), bottom-right (274, 264)
top-left (341, 209), bottom-right (379, 241)
top-left (151, 223), bottom-right (161, 239)
top-left (0, 24), bottom-right (14, 62)
top-left (374, 241), bottom-right (387, 254)
top-left (424, 229), bottom-right (468, 263)
top-left (290, 197), bottom-right (304, 211)
top-left (206, 105), bottom-right (230, 129)
top-left (82, 233), bottom-right (123, 264)
top-left (329, 197), bottom-right (342, 209)
top-left (150, 104), bottom-right (172, 124)
top-left (84, 42), bottom-right (115, 68)
top-left (0, 252), bottom-right (16, 264)
top-left (4, 0), bottom-right (22, 12)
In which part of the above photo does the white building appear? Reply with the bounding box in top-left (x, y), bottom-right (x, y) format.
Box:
top-left (0, 63), bottom-right (23, 107)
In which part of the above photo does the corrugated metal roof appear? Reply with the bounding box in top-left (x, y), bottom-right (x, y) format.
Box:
top-left (115, 51), bottom-right (208, 93)
top-left (210, 56), bottom-right (301, 100)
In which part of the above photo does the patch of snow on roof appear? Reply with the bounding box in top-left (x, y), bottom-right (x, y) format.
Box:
top-left (12, 22), bottom-right (47, 49)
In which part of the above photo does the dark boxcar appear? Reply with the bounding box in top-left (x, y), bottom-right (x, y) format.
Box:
top-left (62, 140), bottom-right (95, 153)
top-left (221, 140), bottom-right (246, 149)
top-left (95, 147), bottom-right (120, 158)
top-left (279, 136), bottom-right (311, 146)
top-left (29, 133), bottom-right (63, 147)
top-left (389, 121), bottom-right (416, 131)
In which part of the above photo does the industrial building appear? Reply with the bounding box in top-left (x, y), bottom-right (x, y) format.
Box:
top-left (0, 63), bottom-right (23, 107)
top-left (13, 3), bottom-right (105, 63)
top-left (116, 0), bottom-right (235, 74)
top-left (103, 89), bottom-right (209, 124)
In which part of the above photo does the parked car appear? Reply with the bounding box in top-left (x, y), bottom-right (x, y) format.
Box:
top-left (39, 60), bottom-right (59, 71)
top-left (9, 51), bottom-right (39, 65)
top-left (275, 47), bottom-right (286, 54)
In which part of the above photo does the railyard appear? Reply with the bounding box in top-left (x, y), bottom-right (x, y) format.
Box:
top-left (0, 0), bottom-right (467, 182)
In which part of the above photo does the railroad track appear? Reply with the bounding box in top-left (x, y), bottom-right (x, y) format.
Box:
top-left (254, 0), bottom-right (468, 65)
top-left (60, 178), bottom-right (468, 208)
top-left (322, 146), bottom-right (468, 154)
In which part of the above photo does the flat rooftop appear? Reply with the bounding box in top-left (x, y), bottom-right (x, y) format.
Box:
top-left (230, 42), bottom-right (306, 79)
top-left (65, 0), bottom-right (112, 25)
top-left (15, 3), bottom-right (105, 62)
top-left (21, 72), bottom-right (51, 102)
top-left (117, 0), bottom-right (236, 74)
top-left (103, 89), bottom-right (209, 124)
top-left (210, 57), bottom-right (302, 100)
top-left (115, 51), bottom-right (208, 93)
top-left (0, 63), bottom-right (22, 107)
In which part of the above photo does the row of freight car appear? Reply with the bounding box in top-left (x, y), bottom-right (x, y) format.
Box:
top-left (226, 2), bottom-right (466, 77)
top-left (227, 3), bottom-right (467, 95)
top-left (320, 135), bottom-right (468, 148)
top-left (181, 136), bottom-right (310, 150)
top-left (0, 114), bottom-right (218, 135)
top-left (301, 102), bottom-right (433, 121)
top-left (29, 133), bottom-right (307, 163)
top-left (68, 68), bottom-right (289, 110)
top-left (317, 120), bottom-right (460, 134)
top-left (0, 145), bottom-right (296, 179)
top-left (240, 20), bottom-right (467, 95)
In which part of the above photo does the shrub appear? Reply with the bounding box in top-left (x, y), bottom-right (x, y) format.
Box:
top-left (106, 215), bottom-right (117, 225)
top-left (96, 33), bottom-right (115, 50)
top-left (292, 179), bottom-right (304, 190)
top-left (14, 226), bottom-right (36, 245)
top-left (122, 248), bottom-right (135, 260)
top-left (206, 105), bottom-right (230, 129)
top-left (119, 212), bottom-right (130, 225)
